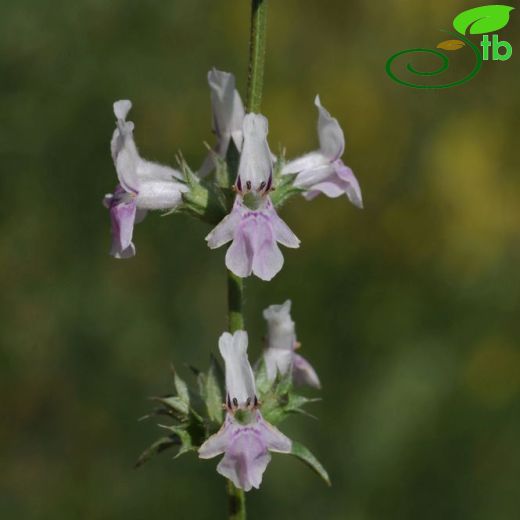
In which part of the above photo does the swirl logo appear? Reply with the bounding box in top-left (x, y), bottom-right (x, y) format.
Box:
top-left (386, 5), bottom-right (514, 89)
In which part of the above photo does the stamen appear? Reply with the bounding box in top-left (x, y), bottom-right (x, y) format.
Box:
top-left (246, 181), bottom-right (252, 191)
top-left (245, 397), bottom-right (251, 407)
top-left (254, 395), bottom-right (258, 407)
top-left (227, 394), bottom-right (232, 409)
top-left (265, 174), bottom-right (273, 192)
top-left (259, 181), bottom-right (266, 192)
top-left (232, 397), bottom-right (238, 408)
top-left (236, 177), bottom-right (242, 192)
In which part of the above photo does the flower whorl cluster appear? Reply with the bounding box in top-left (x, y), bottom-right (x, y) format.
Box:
top-left (103, 69), bottom-right (362, 280)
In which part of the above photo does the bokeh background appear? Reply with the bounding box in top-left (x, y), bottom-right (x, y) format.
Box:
top-left (1, 0), bottom-right (519, 518)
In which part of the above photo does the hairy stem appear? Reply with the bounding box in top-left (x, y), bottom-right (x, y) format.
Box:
top-left (227, 270), bottom-right (244, 333)
top-left (225, 1), bottom-right (269, 518)
top-left (246, 0), bottom-right (268, 113)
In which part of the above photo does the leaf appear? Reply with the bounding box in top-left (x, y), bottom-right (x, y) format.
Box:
top-left (255, 358), bottom-right (271, 396)
top-left (160, 425), bottom-right (194, 458)
top-left (285, 393), bottom-right (321, 414)
top-left (134, 435), bottom-right (180, 468)
top-left (453, 5), bottom-right (514, 35)
top-left (275, 369), bottom-right (293, 396)
top-left (151, 395), bottom-right (189, 417)
top-left (171, 365), bottom-right (190, 404)
top-left (200, 356), bottom-right (224, 424)
top-left (436, 39), bottom-right (465, 51)
top-left (290, 441), bottom-right (331, 486)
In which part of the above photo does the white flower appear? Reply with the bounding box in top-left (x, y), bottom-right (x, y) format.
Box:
top-left (198, 331), bottom-right (292, 491)
top-left (263, 300), bottom-right (320, 388)
top-left (103, 100), bottom-right (188, 258)
top-left (283, 95), bottom-right (363, 207)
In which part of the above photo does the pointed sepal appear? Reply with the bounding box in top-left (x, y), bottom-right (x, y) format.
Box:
top-left (290, 440), bottom-right (331, 486)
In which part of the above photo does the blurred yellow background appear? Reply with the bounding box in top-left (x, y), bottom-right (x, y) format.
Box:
top-left (1, 0), bottom-right (519, 518)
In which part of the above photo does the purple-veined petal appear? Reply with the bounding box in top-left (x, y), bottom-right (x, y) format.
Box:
top-left (292, 353), bottom-right (321, 389)
top-left (251, 219), bottom-right (284, 281)
top-left (256, 412), bottom-right (292, 453)
top-left (282, 151), bottom-right (328, 175)
top-left (109, 198), bottom-right (137, 259)
top-left (206, 197), bottom-right (244, 248)
top-left (307, 179), bottom-right (346, 199)
top-left (219, 331), bottom-right (256, 406)
top-left (335, 162), bottom-right (363, 208)
top-left (271, 214), bottom-right (300, 249)
top-left (216, 432), bottom-right (270, 492)
top-left (225, 223), bottom-right (254, 278)
top-left (199, 414), bottom-right (233, 459)
top-left (206, 208), bottom-right (243, 249)
top-left (315, 95), bottom-right (345, 161)
top-left (199, 409), bottom-right (292, 491)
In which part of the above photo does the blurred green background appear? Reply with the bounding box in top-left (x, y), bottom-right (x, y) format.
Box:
top-left (1, 0), bottom-right (519, 518)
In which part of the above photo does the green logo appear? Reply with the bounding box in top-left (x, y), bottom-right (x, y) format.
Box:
top-left (386, 5), bottom-right (514, 89)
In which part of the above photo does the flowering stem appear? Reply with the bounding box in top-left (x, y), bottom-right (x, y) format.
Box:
top-left (246, 0), bottom-right (268, 113)
top-left (225, 270), bottom-right (246, 520)
top-left (224, 1), bottom-right (268, 517)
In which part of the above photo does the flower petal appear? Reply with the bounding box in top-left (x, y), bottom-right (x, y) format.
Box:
top-left (208, 68), bottom-right (245, 150)
top-left (271, 213), bottom-right (300, 249)
top-left (218, 331), bottom-right (256, 406)
top-left (292, 353), bottom-right (321, 389)
top-left (109, 199), bottom-right (137, 259)
top-left (263, 348), bottom-right (293, 381)
top-left (251, 219), bottom-right (284, 282)
top-left (256, 412), bottom-right (292, 453)
top-left (198, 414), bottom-right (233, 459)
top-left (282, 151), bottom-right (328, 175)
top-left (335, 163), bottom-right (363, 208)
top-left (315, 95), bottom-right (345, 161)
top-left (292, 164), bottom-right (336, 190)
top-left (306, 179), bottom-right (346, 199)
top-left (113, 99), bottom-right (132, 120)
top-left (216, 434), bottom-right (270, 491)
top-left (263, 300), bottom-right (296, 351)
top-left (237, 113), bottom-right (272, 193)
top-left (225, 224), bottom-right (254, 278)
top-left (206, 199), bottom-right (243, 249)
top-left (115, 144), bottom-right (140, 194)
top-left (137, 159), bottom-right (184, 182)
top-left (136, 179), bottom-right (187, 210)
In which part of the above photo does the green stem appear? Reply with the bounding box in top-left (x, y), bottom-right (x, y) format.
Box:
top-left (226, 479), bottom-right (247, 520)
top-left (246, 0), bottom-right (268, 113)
top-left (225, 2), bottom-right (269, 518)
top-left (227, 270), bottom-right (244, 333)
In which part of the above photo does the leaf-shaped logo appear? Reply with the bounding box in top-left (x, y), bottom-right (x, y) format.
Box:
top-left (453, 5), bottom-right (514, 35)
top-left (437, 39), bottom-right (466, 51)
